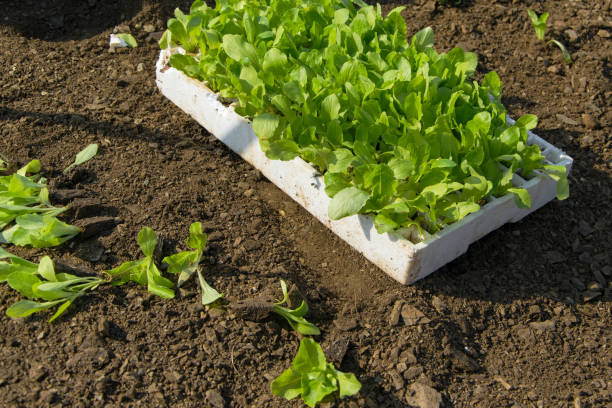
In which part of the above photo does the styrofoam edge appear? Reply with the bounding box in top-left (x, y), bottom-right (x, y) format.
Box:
top-left (156, 48), bottom-right (573, 284)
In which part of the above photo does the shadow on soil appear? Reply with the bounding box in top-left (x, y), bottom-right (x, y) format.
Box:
top-left (0, 0), bottom-right (143, 41)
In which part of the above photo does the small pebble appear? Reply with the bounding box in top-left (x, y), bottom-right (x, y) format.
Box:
top-left (581, 113), bottom-right (600, 129)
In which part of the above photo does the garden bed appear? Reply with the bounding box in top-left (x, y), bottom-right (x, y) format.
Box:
top-left (1, 0), bottom-right (610, 407)
top-left (156, 47), bottom-right (573, 284)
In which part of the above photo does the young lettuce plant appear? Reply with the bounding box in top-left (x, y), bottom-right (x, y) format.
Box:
top-left (527, 9), bottom-right (548, 41)
top-left (2, 251), bottom-right (106, 322)
top-left (106, 227), bottom-right (175, 299)
top-left (63, 143), bottom-right (99, 174)
top-left (271, 337), bottom-right (361, 407)
top-left (0, 214), bottom-right (81, 248)
top-left (162, 222), bottom-right (222, 306)
top-left (1, 159), bottom-right (80, 247)
top-left (527, 9), bottom-right (572, 63)
top-left (273, 280), bottom-right (320, 335)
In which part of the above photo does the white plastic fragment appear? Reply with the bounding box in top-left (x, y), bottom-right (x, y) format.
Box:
top-left (156, 48), bottom-right (574, 285)
top-left (109, 34), bottom-right (128, 52)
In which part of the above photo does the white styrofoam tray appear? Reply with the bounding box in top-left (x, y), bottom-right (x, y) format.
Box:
top-left (156, 48), bottom-right (573, 285)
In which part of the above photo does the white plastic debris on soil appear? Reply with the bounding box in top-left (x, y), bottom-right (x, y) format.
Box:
top-left (108, 34), bottom-right (128, 52)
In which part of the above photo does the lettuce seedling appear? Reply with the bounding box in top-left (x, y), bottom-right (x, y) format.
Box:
top-left (527, 10), bottom-right (572, 63)
top-left (273, 280), bottom-right (320, 335)
top-left (0, 214), bottom-right (80, 248)
top-left (2, 253), bottom-right (106, 322)
top-left (162, 222), bottom-right (222, 305)
top-left (1, 158), bottom-right (80, 248)
top-left (106, 227), bottom-right (175, 299)
top-left (63, 143), bottom-right (99, 174)
top-left (271, 337), bottom-right (361, 407)
top-left (527, 9), bottom-right (548, 41)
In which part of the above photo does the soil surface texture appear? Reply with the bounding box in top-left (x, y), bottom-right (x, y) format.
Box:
top-left (1, 0), bottom-right (611, 407)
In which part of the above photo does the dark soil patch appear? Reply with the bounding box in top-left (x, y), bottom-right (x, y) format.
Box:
top-left (1, 0), bottom-right (611, 407)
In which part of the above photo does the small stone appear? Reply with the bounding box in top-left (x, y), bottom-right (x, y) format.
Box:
top-left (389, 369), bottom-right (404, 390)
top-left (565, 29), bottom-right (579, 42)
top-left (431, 296), bottom-right (447, 314)
top-left (207, 308), bottom-right (224, 319)
top-left (578, 220), bottom-right (595, 236)
top-left (164, 370), bottom-right (183, 383)
top-left (143, 24), bottom-right (155, 33)
top-left (29, 363), bottom-right (47, 382)
top-left (401, 304), bottom-right (430, 326)
top-left (334, 316), bottom-right (358, 331)
top-left (545, 250), bottom-right (566, 264)
top-left (97, 318), bottom-right (111, 337)
top-left (243, 188), bottom-right (255, 197)
top-left (136, 63), bottom-right (144, 72)
top-left (581, 113), bottom-right (600, 129)
top-left (494, 375), bottom-right (513, 390)
top-left (529, 320), bottom-right (556, 331)
top-left (389, 300), bottom-right (404, 326)
top-left (547, 65), bottom-right (561, 74)
top-left (207, 231), bottom-right (223, 242)
top-left (74, 216), bottom-right (118, 239)
top-left (324, 336), bottom-right (349, 365)
top-left (205, 390), bottom-right (225, 408)
top-left (401, 350), bottom-right (418, 365)
top-left (39, 389), bottom-right (58, 404)
top-left (587, 281), bottom-right (603, 291)
top-left (448, 346), bottom-right (480, 372)
top-left (583, 291), bottom-right (601, 302)
top-left (146, 31), bottom-right (164, 43)
top-left (597, 29), bottom-right (610, 38)
top-left (556, 114), bottom-right (579, 126)
top-left (406, 383), bottom-right (442, 408)
top-left (404, 365), bottom-right (423, 380)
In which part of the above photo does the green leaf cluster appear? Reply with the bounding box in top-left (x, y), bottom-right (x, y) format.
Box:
top-left (272, 280), bottom-right (320, 335)
top-left (106, 227), bottom-right (175, 299)
top-left (1, 250), bottom-right (105, 322)
top-left (161, 0), bottom-right (569, 236)
top-left (162, 222), bottom-right (223, 305)
top-left (271, 337), bottom-right (361, 407)
top-left (0, 160), bottom-right (80, 247)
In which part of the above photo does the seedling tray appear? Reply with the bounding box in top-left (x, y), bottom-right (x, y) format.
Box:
top-left (156, 48), bottom-right (573, 284)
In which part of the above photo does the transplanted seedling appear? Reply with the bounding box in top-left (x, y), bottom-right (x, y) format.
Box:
top-left (106, 227), bottom-right (175, 299)
top-left (2, 251), bottom-right (106, 322)
top-left (0, 214), bottom-right (81, 248)
top-left (273, 280), bottom-right (320, 335)
top-left (527, 9), bottom-right (548, 41)
top-left (527, 9), bottom-right (572, 63)
top-left (271, 337), bottom-right (361, 407)
top-left (63, 143), bottom-right (99, 174)
top-left (162, 222), bottom-right (222, 305)
top-left (1, 158), bottom-right (80, 247)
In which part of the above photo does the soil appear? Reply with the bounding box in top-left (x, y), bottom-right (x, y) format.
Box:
top-left (1, 0), bottom-right (611, 407)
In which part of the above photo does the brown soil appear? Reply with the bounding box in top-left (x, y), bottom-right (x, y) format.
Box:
top-left (1, 0), bottom-right (611, 407)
